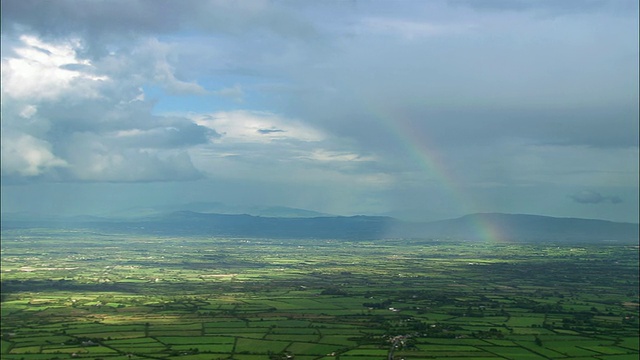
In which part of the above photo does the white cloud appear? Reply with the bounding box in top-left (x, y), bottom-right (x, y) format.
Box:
top-left (61, 132), bottom-right (201, 182)
top-left (136, 38), bottom-right (207, 95)
top-left (302, 149), bottom-right (375, 163)
top-left (192, 110), bottom-right (325, 144)
top-left (125, 88), bottom-right (145, 103)
top-left (1, 35), bottom-right (107, 101)
top-left (185, 109), bottom-right (389, 191)
top-left (19, 105), bottom-right (38, 118)
top-left (1, 35), bottom-right (211, 183)
top-left (0, 132), bottom-right (67, 177)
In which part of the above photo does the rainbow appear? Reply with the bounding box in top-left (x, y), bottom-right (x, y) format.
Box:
top-left (366, 103), bottom-right (506, 242)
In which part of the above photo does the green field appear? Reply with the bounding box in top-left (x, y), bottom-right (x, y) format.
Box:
top-left (1, 229), bottom-right (638, 359)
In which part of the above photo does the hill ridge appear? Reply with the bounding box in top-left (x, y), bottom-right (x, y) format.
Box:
top-left (1, 211), bottom-right (637, 243)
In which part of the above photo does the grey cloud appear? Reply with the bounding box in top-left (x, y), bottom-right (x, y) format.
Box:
top-left (2, 1), bottom-right (637, 222)
top-left (398, 106), bottom-right (640, 149)
top-left (59, 63), bottom-right (91, 72)
top-left (0, 119), bottom-right (208, 183)
top-left (1, 0), bottom-right (185, 34)
top-left (56, 132), bottom-right (203, 182)
top-left (214, 85), bottom-right (244, 102)
top-left (109, 123), bottom-right (219, 149)
top-left (35, 94), bottom-right (215, 147)
top-left (570, 190), bottom-right (624, 204)
top-left (282, 10), bottom-right (638, 153)
top-left (257, 128), bottom-right (285, 134)
top-left (44, 110), bottom-right (213, 181)
top-left (293, 30), bottom-right (632, 159)
top-left (1, 0), bottom-right (320, 58)
top-left (111, 38), bottom-right (208, 95)
top-left (609, 196), bottom-right (623, 204)
top-left (288, 96), bottom-right (638, 159)
top-left (447, 0), bottom-right (637, 15)
top-left (0, 130), bottom-right (67, 178)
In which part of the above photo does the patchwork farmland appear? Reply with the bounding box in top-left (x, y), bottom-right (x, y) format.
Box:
top-left (1, 229), bottom-right (638, 359)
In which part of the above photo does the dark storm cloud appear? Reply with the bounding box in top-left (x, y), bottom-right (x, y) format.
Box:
top-left (570, 190), bottom-right (623, 204)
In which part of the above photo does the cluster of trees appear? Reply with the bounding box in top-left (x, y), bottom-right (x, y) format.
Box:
top-left (320, 287), bottom-right (348, 296)
top-left (362, 299), bottom-right (393, 309)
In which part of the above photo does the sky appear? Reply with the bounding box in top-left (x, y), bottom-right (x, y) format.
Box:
top-left (1, 0), bottom-right (638, 223)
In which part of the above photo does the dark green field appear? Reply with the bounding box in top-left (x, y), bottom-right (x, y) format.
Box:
top-left (1, 229), bottom-right (638, 359)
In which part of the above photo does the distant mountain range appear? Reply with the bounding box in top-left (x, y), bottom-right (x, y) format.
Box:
top-left (107, 202), bottom-right (331, 218)
top-left (2, 210), bottom-right (638, 244)
top-left (393, 213), bottom-right (639, 243)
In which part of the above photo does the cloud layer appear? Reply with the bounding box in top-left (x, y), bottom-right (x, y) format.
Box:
top-left (1, 0), bottom-right (638, 222)
top-left (570, 191), bottom-right (623, 205)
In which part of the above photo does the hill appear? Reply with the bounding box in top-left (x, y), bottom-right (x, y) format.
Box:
top-left (107, 202), bottom-right (330, 218)
top-left (393, 213), bottom-right (639, 243)
top-left (2, 211), bottom-right (637, 244)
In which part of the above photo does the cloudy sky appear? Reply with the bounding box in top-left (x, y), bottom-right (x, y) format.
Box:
top-left (1, 0), bottom-right (638, 222)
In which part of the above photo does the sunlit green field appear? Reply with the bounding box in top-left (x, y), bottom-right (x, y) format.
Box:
top-left (1, 229), bottom-right (638, 359)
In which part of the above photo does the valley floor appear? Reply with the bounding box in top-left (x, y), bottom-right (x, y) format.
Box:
top-left (1, 229), bottom-right (638, 359)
